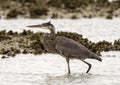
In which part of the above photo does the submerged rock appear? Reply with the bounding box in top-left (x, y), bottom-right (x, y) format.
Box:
top-left (1, 55), bottom-right (9, 59)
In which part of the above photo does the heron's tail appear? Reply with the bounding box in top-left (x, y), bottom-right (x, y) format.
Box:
top-left (92, 54), bottom-right (102, 62)
top-left (96, 56), bottom-right (102, 62)
top-left (88, 51), bottom-right (102, 62)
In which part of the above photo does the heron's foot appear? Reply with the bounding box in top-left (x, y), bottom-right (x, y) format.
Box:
top-left (82, 61), bottom-right (92, 73)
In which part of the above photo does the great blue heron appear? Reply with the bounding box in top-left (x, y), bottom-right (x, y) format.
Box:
top-left (27, 21), bottom-right (102, 74)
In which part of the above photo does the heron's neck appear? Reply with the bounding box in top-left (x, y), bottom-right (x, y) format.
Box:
top-left (49, 27), bottom-right (55, 38)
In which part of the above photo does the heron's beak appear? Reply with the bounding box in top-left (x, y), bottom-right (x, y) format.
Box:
top-left (27, 24), bottom-right (43, 28)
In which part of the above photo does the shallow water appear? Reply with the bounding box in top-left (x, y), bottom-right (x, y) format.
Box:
top-left (0, 52), bottom-right (120, 85)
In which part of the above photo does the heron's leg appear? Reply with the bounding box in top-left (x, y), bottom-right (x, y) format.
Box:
top-left (65, 57), bottom-right (71, 74)
top-left (82, 61), bottom-right (92, 73)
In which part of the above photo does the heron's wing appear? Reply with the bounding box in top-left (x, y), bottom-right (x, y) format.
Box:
top-left (55, 36), bottom-right (91, 58)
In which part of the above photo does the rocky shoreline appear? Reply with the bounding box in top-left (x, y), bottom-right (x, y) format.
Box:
top-left (0, 0), bottom-right (120, 19)
top-left (0, 30), bottom-right (120, 59)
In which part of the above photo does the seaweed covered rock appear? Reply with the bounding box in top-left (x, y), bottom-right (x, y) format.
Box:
top-left (0, 30), bottom-right (119, 58)
top-left (1, 55), bottom-right (9, 59)
top-left (96, 40), bottom-right (113, 51)
top-left (0, 35), bottom-right (11, 41)
top-left (30, 40), bottom-right (44, 54)
top-left (0, 47), bottom-right (21, 57)
top-left (21, 30), bottom-right (33, 36)
top-left (0, 30), bottom-right (11, 41)
top-left (0, 48), bottom-right (10, 55)
top-left (29, 32), bottom-right (43, 40)
top-left (113, 39), bottom-right (120, 50)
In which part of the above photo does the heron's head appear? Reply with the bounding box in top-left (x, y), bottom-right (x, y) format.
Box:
top-left (27, 21), bottom-right (54, 30)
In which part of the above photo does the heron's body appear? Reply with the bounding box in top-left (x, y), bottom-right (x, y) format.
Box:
top-left (27, 22), bottom-right (102, 74)
top-left (56, 36), bottom-right (100, 60)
